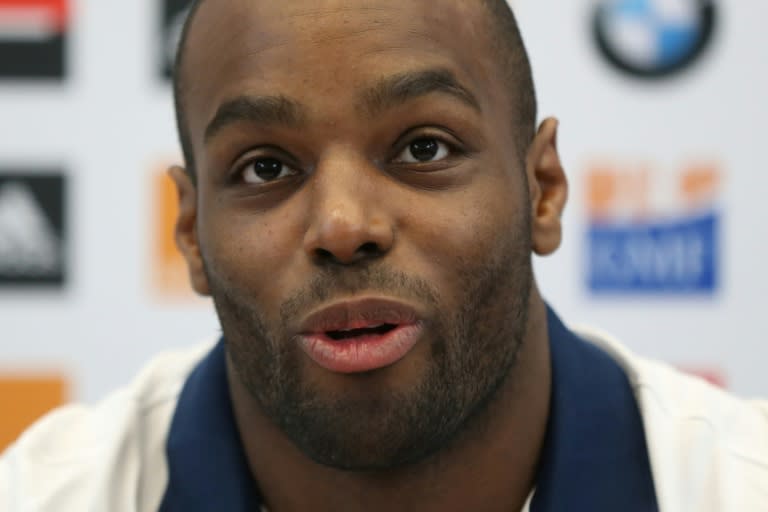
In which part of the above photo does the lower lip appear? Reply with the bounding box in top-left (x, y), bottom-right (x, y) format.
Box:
top-left (297, 323), bottom-right (424, 374)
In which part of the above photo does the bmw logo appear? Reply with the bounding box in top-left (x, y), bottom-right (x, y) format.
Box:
top-left (593, 0), bottom-right (717, 78)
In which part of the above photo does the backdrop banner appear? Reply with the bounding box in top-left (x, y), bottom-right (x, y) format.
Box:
top-left (0, 0), bottom-right (765, 449)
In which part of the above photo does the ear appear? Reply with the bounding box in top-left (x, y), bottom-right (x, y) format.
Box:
top-left (168, 166), bottom-right (210, 296)
top-left (525, 117), bottom-right (568, 256)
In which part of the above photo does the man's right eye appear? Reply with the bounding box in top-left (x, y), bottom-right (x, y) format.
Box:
top-left (240, 157), bottom-right (299, 184)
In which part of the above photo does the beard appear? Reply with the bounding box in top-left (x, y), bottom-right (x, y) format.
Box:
top-left (206, 217), bottom-right (533, 471)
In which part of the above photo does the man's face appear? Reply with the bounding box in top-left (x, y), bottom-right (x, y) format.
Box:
top-left (180, 0), bottom-right (535, 470)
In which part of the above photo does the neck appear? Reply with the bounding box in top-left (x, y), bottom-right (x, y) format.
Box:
top-left (227, 291), bottom-right (551, 512)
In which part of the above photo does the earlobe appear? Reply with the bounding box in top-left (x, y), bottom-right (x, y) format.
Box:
top-left (526, 118), bottom-right (568, 256)
top-left (168, 166), bottom-right (211, 296)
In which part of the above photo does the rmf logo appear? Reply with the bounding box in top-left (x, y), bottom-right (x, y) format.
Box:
top-left (585, 161), bottom-right (721, 294)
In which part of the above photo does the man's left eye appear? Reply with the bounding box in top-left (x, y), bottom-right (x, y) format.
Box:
top-left (395, 138), bottom-right (451, 164)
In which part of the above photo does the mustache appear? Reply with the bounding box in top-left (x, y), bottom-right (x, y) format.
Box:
top-left (279, 266), bottom-right (440, 327)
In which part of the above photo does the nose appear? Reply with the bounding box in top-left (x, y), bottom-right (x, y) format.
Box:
top-left (303, 155), bottom-right (395, 266)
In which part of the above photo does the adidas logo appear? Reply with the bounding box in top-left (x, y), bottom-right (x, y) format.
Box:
top-left (0, 181), bottom-right (62, 277)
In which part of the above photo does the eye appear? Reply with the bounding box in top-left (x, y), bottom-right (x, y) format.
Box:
top-left (240, 157), bottom-right (299, 184)
top-left (395, 137), bottom-right (451, 164)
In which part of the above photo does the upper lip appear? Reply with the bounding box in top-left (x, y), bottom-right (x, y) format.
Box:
top-left (298, 297), bottom-right (421, 334)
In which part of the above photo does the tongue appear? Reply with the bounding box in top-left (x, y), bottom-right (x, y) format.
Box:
top-left (327, 324), bottom-right (397, 341)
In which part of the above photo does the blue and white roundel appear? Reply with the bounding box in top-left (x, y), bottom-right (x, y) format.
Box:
top-left (594, 0), bottom-right (716, 77)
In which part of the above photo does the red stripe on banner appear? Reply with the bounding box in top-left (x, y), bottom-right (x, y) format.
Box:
top-left (0, 0), bottom-right (67, 29)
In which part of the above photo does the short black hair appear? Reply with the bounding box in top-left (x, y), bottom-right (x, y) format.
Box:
top-left (173, 0), bottom-right (205, 178)
top-left (480, 0), bottom-right (538, 154)
top-left (173, 0), bottom-right (537, 179)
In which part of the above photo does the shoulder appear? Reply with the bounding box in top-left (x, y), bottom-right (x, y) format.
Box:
top-left (0, 340), bottom-right (215, 512)
top-left (574, 324), bottom-right (768, 508)
top-left (575, 324), bottom-right (768, 462)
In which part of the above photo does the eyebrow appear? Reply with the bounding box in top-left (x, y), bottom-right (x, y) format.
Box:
top-left (361, 68), bottom-right (482, 116)
top-left (204, 95), bottom-right (307, 142)
top-left (204, 68), bottom-right (480, 142)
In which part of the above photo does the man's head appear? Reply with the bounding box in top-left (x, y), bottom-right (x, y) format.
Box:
top-left (173, 0), bottom-right (538, 178)
top-left (170, 0), bottom-right (567, 470)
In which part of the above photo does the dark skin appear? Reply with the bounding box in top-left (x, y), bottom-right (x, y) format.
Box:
top-left (171, 0), bottom-right (568, 510)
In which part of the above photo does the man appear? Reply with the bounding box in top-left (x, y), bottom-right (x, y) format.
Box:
top-left (1, 0), bottom-right (766, 510)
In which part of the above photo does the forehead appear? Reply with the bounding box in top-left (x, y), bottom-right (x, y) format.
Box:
top-left (182, 0), bottom-right (501, 143)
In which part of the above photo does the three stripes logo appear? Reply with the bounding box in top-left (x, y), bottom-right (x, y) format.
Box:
top-left (0, 0), bottom-right (68, 79)
top-left (0, 172), bottom-right (66, 286)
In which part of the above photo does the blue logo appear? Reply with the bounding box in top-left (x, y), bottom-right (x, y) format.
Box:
top-left (588, 212), bottom-right (718, 292)
top-left (593, 0), bottom-right (716, 78)
top-left (585, 164), bottom-right (721, 294)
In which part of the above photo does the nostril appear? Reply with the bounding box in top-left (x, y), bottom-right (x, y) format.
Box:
top-left (358, 242), bottom-right (379, 255)
top-left (314, 248), bottom-right (334, 262)
top-left (311, 242), bottom-right (382, 265)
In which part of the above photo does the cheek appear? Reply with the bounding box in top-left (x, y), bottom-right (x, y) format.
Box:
top-left (398, 177), bottom-right (528, 311)
top-left (408, 183), bottom-right (522, 264)
top-left (199, 205), bottom-right (304, 312)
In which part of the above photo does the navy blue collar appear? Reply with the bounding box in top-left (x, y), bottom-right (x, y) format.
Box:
top-left (530, 308), bottom-right (658, 511)
top-left (159, 307), bottom-right (657, 511)
top-left (158, 339), bottom-right (261, 511)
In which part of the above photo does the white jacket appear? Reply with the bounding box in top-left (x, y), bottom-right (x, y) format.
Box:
top-left (1, 329), bottom-right (767, 511)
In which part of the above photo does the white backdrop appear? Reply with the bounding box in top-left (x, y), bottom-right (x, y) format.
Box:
top-left (0, 0), bottom-right (765, 412)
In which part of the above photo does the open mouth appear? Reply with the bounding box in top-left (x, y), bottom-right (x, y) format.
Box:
top-left (297, 298), bottom-right (423, 373)
top-left (325, 323), bottom-right (398, 341)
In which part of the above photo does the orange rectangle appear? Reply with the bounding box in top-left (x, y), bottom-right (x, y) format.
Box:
top-left (0, 374), bottom-right (67, 452)
top-left (152, 170), bottom-right (195, 298)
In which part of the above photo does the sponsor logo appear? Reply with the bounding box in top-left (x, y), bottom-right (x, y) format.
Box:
top-left (0, 373), bottom-right (67, 451)
top-left (585, 161), bottom-right (720, 294)
top-left (0, 172), bottom-right (66, 286)
top-left (160, 0), bottom-right (193, 80)
top-left (151, 169), bottom-right (195, 298)
top-left (0, 0), bottom-right (68, 79)
top-left (592, 0), bottom-right (716, 78)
